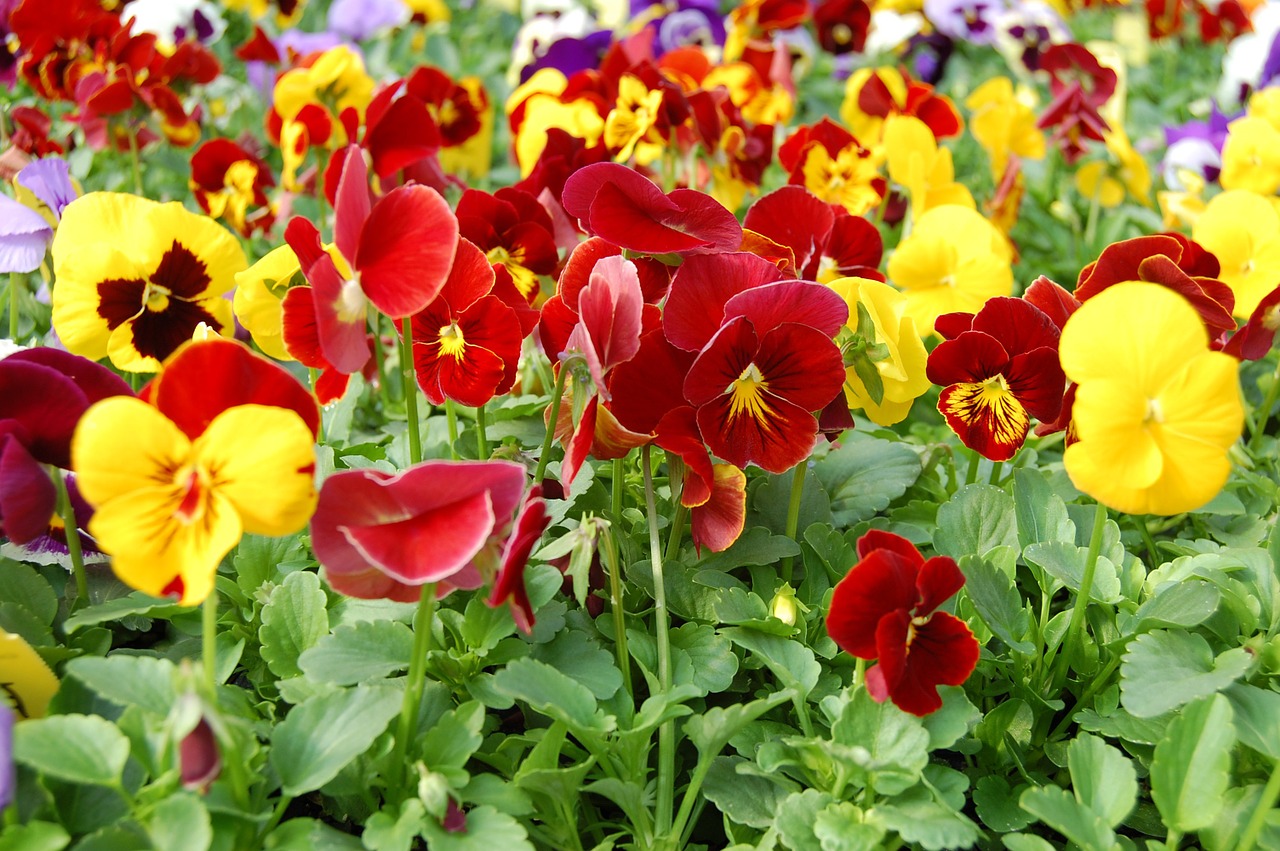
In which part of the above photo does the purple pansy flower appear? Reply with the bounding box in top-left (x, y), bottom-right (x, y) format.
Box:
top-left (0, 157), bottom-right (76, 274)
top-left (328, 0), bottom-right (410, 41)
top-left (923, 0), bottom-right (1006, 46)
top-left (993, 1), bottom-right (1069, 72)
top-left (1163, 105), bottom-right (1238, 186)
top-left (0, 702), bottom-right (12, 811)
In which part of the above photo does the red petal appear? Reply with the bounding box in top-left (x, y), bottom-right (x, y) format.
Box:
top-left (1023, 276), bottom-right (1080, 331)
top-left (723, 280), bottom-right (850, 340)
top-left (356, 186), bottom-right (459, 318)
top-left (827, 550), bottom-right (919, 658)
top-left (684, 316), bottom-right (759, 408)
top-left (887, 611), bottom-right (980, 716)
top-left (558, 394), bottom-right (597, 487)
top-left (936, 380), bottom-right (1030, 462)
top-left (439, 238), bottom-right (497, 314)
top-left (742, 186), bottom-right (836, 279)
top-left (487, 488), bottom-right (549, 634)
top-left (342, 488), bottom-right (495, 584)
top-left (607, 328), bottom-right (698, 435)
top-left (0, 438), bottom-right (58, 545)
top-left (0, 360), bottom-right (91, 468)
top-left (915, 556), bottom-right (965, 616)
top-left (926, 331), bottom-right (1010, 386)
top-left (588, 180), bottom-right (711, 253)
top-left (654, 405), bottom-right (712, 507)
top-left (970, 297), bottom-right (1060, 359)
top-left (750, 322), bottom-right (847, 412)
top-left (689, 464), bottom-right (747, 554)
top-left (366, 96), bottom-right (441, 179)
top-left (281, 286), bottom-right (326, 369)
top-left (153, 339), bottom-right (321, 439)
top-left (309, 254), bottom-right (372, 374)
top-left (568, 255), bottom-right (644, 393)
top-left (663, 252), bottom-right (786, 351)
top-left (1002, 347), bottom-right (1066, 423)
top-left (855, 529), bottom-right (925, 564)
top-left (333, 145), bottom-right (371, 266)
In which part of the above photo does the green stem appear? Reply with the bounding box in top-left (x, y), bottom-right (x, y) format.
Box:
top-left (127, 128), bottom-right (143, 195)
top-left (611, 457), bottom-right (625, 528)
top-left (202, 590), bottom-right (218, 700)
top-left (1248, 357), bottom-right (1280, 453)
top-left (1238, 758), bottom-right (1280, 851)
top-left (1047, 653), bottom-right (1122, 742)
top-left (445, 400), bottom-right (459, 460)
top-left (8, 272), bottom-right (19, 341)
top-left (261, 795), bottom-right (292, 839)
top-left (642, 446), bottom-right (676, 838)
top-left (780, 465), bottom-right (807, 584)
top-left (964, 449), bottom-right (981, 486)
top-left (854, 657), bottom-right (866, 690)
top-left (475, 402), bottom-right (489, 460)
top-left (51, 470), bottom-right (88, 608)
top-left (665, 502), bottom-right (688, 566)
top-left (393, 584), bottom-right (437, 794)
top-left (308, 368), bottom-right (325, 443)
top-left (533, 367), bottom-right (568, 486)
top-left (371, 315), bottom-right (393, 412)
top-left (988, 460), bottom-right (1004, 486)
top-left (400, 317), bottom-right (421, 465)
top-left (599, 529), bottom-right (633, 697)
top-left (1052, 502), bottom-right (1108, 692)
top-left (669, 755), bottom-right (714, 847)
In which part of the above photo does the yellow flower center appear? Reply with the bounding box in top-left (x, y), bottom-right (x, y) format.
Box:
top-left (173, 465), bottom-right (211, 524)
top-left (438, 321), bottom-right (466, 359)
top-left (337, 277), bottom-right (367, 323)
top-left (144, 283), bottom-right (172, 312)
top-left (1145, 397), bottom-right (1164, 425)
top-left (727, 362), bottom-right (774, 423)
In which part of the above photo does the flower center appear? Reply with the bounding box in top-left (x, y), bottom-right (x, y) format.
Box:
top-left (726, 362), bottom-right (774, 423)
top-left (173, 465), bottom-right (210, 524)
top-left (144, 282), bottom-right (172, 312)
top-left (1145, 397), bottom-right (1164, 424)
top-left (337, 276), bottom-right (367, 322)
top-left (438, 321), bottom-right (467, 359)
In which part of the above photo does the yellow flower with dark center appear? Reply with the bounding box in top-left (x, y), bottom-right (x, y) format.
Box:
top-left (886, 205), bottom-right (1013, 335)
top-left (1060, 282), bottom-right (1243, 516)
top-left (52, 193), bottom-right (242, 372)
top-left (1192, 189), bottom-right (1280, 317)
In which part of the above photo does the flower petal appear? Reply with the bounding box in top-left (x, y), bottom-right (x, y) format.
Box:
top-left (356, 185), bottom-right (459, 318)
top-left (827, 548), bottom-right (920, 658)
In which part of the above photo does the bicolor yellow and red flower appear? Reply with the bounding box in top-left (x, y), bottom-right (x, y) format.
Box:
top-left (777, 118), bottom-right (883, 217)
top-left (927, 297), bottom-right (1067, 461)
top-left (827, 530), bottom-right (980, 716)
top-left (310, 460), bottom-right (549, 632)
top-left (71, 339), bottom-right (320, 605)
top-left (456, 187), bottom-right (560, 302)
top-left (190, 138), bottom-right (276, 237)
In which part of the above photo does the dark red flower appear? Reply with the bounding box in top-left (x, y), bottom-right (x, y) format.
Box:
top-left (814, 0), bottom-right (871, 54)
top-left (1224, 285), bottom-right (1280, 361)
top-left (927, 297), bottom-right (1065, 461)
top-left (743, 185), bottom-right (884, 282)
top-left (827, 530), bottom-right (980, 716)
top-left (456, 188), bottom-right (559, 303)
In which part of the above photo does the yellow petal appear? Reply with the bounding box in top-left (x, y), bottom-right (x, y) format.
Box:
top-left (234, 245), bottom-right (300, 361)
top-left (1069, 378), bottom-right (1164, 490)
top-left (194, 405), bottom-right (317, 536)
top-left (73, 397), bottom-right (192, 509)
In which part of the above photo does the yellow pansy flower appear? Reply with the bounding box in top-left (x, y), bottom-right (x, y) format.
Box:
top-left (272, 45), bottom-right (374, 149)
top-left (965, 77), bottom-right (1045, 179)
top-left (1073, 128), bottom-right (1151, 208)
top-left (884, 114), bottom-right (974, 224)
top-left (234, 245), bottom-right (301, 361)
top-left (1192, 189), bottom-right (1280, 317)
top-left (1060, 282), bottom-right (1243, 516)
top-left (886, 205), bottom-right (1013, 335)
top-left (1219, 116), bottom-right (1280, 195)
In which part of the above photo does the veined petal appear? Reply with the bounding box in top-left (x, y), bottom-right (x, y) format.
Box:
top-left (341, 489), bottom-right (495, 585)
top-left (696, 389), bottom-right (819, 474)
top-left (90, 485), bottom-right (241, 606)
top-left (72, 397), bottom-right (192, 509)
top-left (193, 405), bottom-right (317, 537)
top-left (752, 322), bottom-right (848, 413)
top-left (357, 185), bottom-right (459, 318)
top-left (937, 376), bottom-right (1031, 461)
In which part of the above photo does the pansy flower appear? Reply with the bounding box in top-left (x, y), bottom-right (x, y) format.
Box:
top-left (777, 118), bottom-right (882, 217)
top-left (839, 66), bottom-right (963, 149)
top-left (233, 245), bottom-right (301, 362)
top-left (71, 339), bottom-right (320, 605)
top-left (965, 77), bottom-right (1046, 180)
top-left (456, 188), bottom-right (559, 302)
top-left (928, 297), bottom-right (1066, 461)
top-left (311, 459), bottom-right (549, 631)
top-left (1192, 189), bottom-right (1280, 317)
top-left (189, 139), bottom-right (275, 237)
top-left (743, 186), bottom-right (885, 283)
top-left (284, 145), bottom-right (458, 374)
top-left (827, 530), bottom-right (980, 716)
top-left (0, 157), bottom-right (77, 274)
top-left (51, 193), bottom-right (243, 372)
top-left (1060, 282), bottom-right (1244, 515)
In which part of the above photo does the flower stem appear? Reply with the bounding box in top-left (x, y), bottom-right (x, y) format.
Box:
top-left (308, 368), bottom-right (326, 443)
top-left (399, 317), bottom-right (421, 465)
top-left (394, 583), bottom-right (437, 794)
top-left (202, 589), bottom-right (218, 701)
top-left (8, 272), bottom-right (19, 341)
top-left (444, 400), bottom-right (460, 459)
top-left (988, 460), bottom-right (1004, 486)
top-left (780, 464), bottom-right (807, 584)
top-left (964, 449), bottom-right (981, 486)
top-left (611, 457), bottom-right (625, 527)
top-left (642, 446), bottom-right (675, 838)
top-left (1052, 501), bottom-right (1108, 692)
top-left (1248, 357), bottom-right (1280, 453)
top-left (51, 471), bottom-right (88, 609)
top-left (533, 366), bottom-right (568, 486)
top-left (599, 528), bottom-right (632, 697)
top-left (475, 402), bottom-right (489, 460)
top-left (127, 128), bottom-right (143, 195)
top-left (371, 315), bottom-right (393, 411)
top-left (1238, 758), bottom-right (1280, 851)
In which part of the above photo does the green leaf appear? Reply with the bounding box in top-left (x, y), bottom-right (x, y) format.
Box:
top-left (1067, 734), bottom-right (1137, 828)
top-left (265, 819), bottom-right (364, 850)
top-left (62, 591), bottom-right (183, 634)
top-left (419, 805), bottom-right (533, 850)
top-left (750, 466), bottom-right (833, 534)
top-left (0, 560), bottom-right (57, 625)
top-left (671, 623), bottom-right (738, 697)
top-left (873, 793), bottom-right (980, 851)
top-left (1012, 469), bottom-right (1076, 548)
top-left (1019, 785), bottom-right (1118, 851)
top-left (961, 555), bottom-right (1034, 654)
top-left (933, 484), bottom-right (1018, 559)
top-left (0, 602), bottom-right (51, 647)
top-left (974, 776), bottom-right (1033, 832)
top-left (259, 570), bottom-right (330, 681)
top-left (832, 688), bottom-right (930, 796)
top-left (1121, 630), bottom-right (1254, 718)
top-left (0, 821), bottom-right (70, 851)
top-left (922, 687), bottom-right (981, 751)
top-left (1131, 581), bottom-right (1220, 632)
top-left (67, 655), bottom-right (176, 716)
top-left (1225, 683), bottom-right (1280, 759)
top-left (1002, 836), bottom-right (1057, 851)
top-left (531, 627), bottom-right (622, 700)
top-left (814, 437), bottom-right (922, 526)
top-left (814, 802), bottom-right (886, 851)
top-left (685, 691), bottom-right (794, 756)
top-left (702, 756), bottom-right (795, 828)
top-left (234, 534), bottom-right (303, 599)
top-left (298, 620), bottom-right (413, 685)
top-left (491, 657), bottom-right (610, 734)
top-left (722, 627), bottom-right (820, 697)
top-left (1150, 694), bottom-right (1235, 832)
top-left (148, 792), bottom-right (211, 851)
top-left (270, 683), bottom-right (402, 796)
top-left (1023, 542), bottom-right (1121, 604)
top-left (776, 789), bottom-right (838, 851)
top-left (363, 799), bottom-right (427, 851)
top-left (696, 526), bottom-right (801, 574)
top-left (421, 702), bottom-right (485, 773)
top-left (13, 714), bottom-right (129, 786)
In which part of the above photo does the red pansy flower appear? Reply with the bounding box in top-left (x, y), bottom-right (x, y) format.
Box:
top-left (827, 530), bottom-right (980, 716)
top-left (928, 297), bottom-right (1066, 461)
top-left (1036, 43), bottom-right (1116, 164)
top-left (280, 283), bottom-right (377, 405)
top-left (743, 185), bottom-right (884, 282)
top-left (456, 188), bottom-right (559, 301)
top-left (813, 0), bottom-right (871, 54)
top-left (561, 162), bottom-right (743, 256)
top-left (1225, 285), bottom-right (1280, 360)
top-left (311, 460), bottom-right (548, 631)
top-left (284, 145), bottom-right (458, 374)
top-left (409, 238), bottom-right (524, 408)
